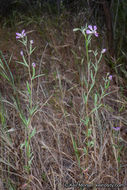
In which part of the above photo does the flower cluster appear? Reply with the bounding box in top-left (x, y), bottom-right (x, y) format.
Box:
top-left (86, 25), bottom-right (98, 37)
top-left (16, 30), bottom-right (36, 68)
top-left (16, 29), bottom-right (26, 39)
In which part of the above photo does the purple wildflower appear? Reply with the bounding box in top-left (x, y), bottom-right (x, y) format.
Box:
top-left (16, 30), bottom-right (26, 39)
top-left (20, 50), bottom-right (23, 56)
top-left (101, 48), bottom-right (107, 54)
top-left (30, 40), bottom-right (34, 44)
top-left (86, 25), bottom-right (98, 37)
top-left (112, 127), bottom-right (120, 131)
top-left (108, 75), bottom-right (113, 80)
top-left (32, 62), bottom-right (36, 68)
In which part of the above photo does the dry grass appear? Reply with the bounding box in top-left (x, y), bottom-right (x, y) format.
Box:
top-left (0, 13), bottom-right (127, 190)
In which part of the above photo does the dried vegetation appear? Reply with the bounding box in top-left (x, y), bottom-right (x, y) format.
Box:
top-left (0, 12), bottom-right (127, 190)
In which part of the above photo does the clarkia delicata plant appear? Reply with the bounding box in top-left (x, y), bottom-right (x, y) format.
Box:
top-left (15, 29), bottom-right (44, 177)
top-left (73, 24), bottom-right (113, 169)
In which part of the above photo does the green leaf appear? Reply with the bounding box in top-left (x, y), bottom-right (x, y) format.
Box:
top-left (105, 79), bottom-right (110, 89)
top-left (73, 28), bottom-right (80, 32)
top-left (89, 141), bottom-right (94, 147)
top-left (87, 141), bottom-right (94, 147)
top-left (26, 118), bottom-right (30, 126)
top-left (89, 104), bottom-right (102, 115)
top-left (88, 128), bottom-right (92, 137)
top-left (100, 85), bottom-right (104, 94)
top-left (84, 117), bottom-right (89, 126)
top-left (0, 71), bottom-right (10, 81)
top-left (29, 105), bottom-right (38, 116)
top-left (20, 143), bottom-right (25, 149)
top-left (24, 165), bottom-right (30, 172)
top-left (83, 147), bottom-right (87, 155)
top-left (0, 58), bottom-right (5, 70)
top-left (26, 81), bottom-right (31, 95)
top-left (94, 93), bottom-right (98, 105)
top-left (93, 50), bottom-right (98, 57)
top-left (112, 143), bottom-right (118, 149)
top-left (32, 66), bottom-right (35, 78)
top-left (83, 92), bottom-right (87, 104)
top-left (84, 76), bottom-right (88, 89)
top-left (70, 132), bottom-right (80, 167)
top-left (81, 57), bottom-right (84, 65)
top-left (87, 35), bottom-right (91, 44)
top-left (32, 73), bottom-right (45, 80)
top-left (22, 54), bottom-right (28, 67)
top-left (0, 51), bottom-right (14, 85)
top-left (117, 156), bottom-right (121, 163)
top-left (92, 62), bottom-right (97, 72)
top-left (91, 70), bottom-right (94, 82)
top-left (30, 47), bottom-right (36, 55)
top-left (16, 61), bottom-right (28, 67)
top-left (30, 128), bottom-right (36, 139)
top-left (28, 156), bottom-right (34, 166)
top-left (25, 139), bottom-right (28, 148)
top-left (19, 113), bottom-right (27, 126)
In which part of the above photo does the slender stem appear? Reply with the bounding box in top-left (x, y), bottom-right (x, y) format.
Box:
top-left (84, 32), bottom-right (90, 169)
top-left (25, 40), bottom-right (33, 175)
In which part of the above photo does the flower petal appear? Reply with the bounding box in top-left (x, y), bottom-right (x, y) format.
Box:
top-left (108, 75), bottom-right (112, 80)
top-left (30, 40), bottom-right (34, 44)
top-left (20, 50), bottom-right (23, 56)
top-left (94, 32), bottom-right (98, 37)
top-left (86, 30), bottom-right (93, 34)
top-left (101, 49), bottom-right (107, 54)
top-left (32, 62), bottom-right (36, 67)
top-left (88, 25), bottom-right (93, 30)
top-left (94, 25), bottom-right (97, 31)
top-left (16, 36), bottom-right (20, 39)
top-left (112, 127), bottom-right (120, 131)
top-left (16, 32), bottom-right (21, 37)
top-left (22, 29), bottom-right (25, 34)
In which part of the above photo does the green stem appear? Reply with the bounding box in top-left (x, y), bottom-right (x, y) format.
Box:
top-left (25, 42), bottom-right (33, 174)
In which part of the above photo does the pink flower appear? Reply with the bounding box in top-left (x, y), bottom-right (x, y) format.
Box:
top-left (86, 25), bottom-right (98, 37)
top-left (20, 50), bottom-right (23, 56)
top-left (112, 127), bottom-right (120, 131)
top-left (16, 30), bottom-right (26, 39)
top-left (108, 75), bottom-right (112, 80)
top-left (101, 49), bottom-right (107, 54)
top-left (30, 40), bottom-right (34, 44)
top-left (32, 62), bottom-right (36, 67)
